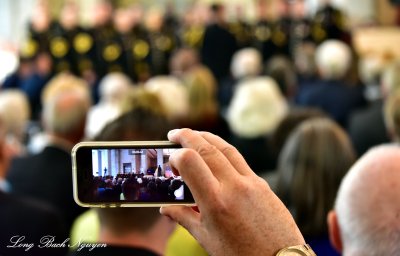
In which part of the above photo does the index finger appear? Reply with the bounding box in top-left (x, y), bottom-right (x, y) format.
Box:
top-left (168, 128), bottom-right (239, 181)
top-left (199, 131), bottom-right (254, 176)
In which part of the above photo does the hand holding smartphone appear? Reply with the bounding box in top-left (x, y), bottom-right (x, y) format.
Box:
top-left (72, 141), bottom-right (195, 207)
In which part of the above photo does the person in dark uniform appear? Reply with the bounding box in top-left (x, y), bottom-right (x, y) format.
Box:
top-left (145, 8), bottom-right (180, 76)
top-left (179, 6), bottom-right (206, 50)
top-left (22, 0), bottom-right (55, 62)
top-left (90, 0), bottom-right (118, 78)
top-left (228, 5), bottom-right (253, 49)
top-left (311, 1), bottom-right (350, 45)
top-left (200, 4), bottom-right (237, 84)
top-left (50, 1), bottom-right (83, 74)
top-left (113, 6), bottom-right (151, 82)
top-left (286, 0), bottom-right (314, 60)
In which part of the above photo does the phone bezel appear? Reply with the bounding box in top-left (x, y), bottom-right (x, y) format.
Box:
top-left (72, 141), bottom-right (195, 207)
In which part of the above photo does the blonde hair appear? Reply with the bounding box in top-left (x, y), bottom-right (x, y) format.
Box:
top-left (0, 90), bottom-right (30, 141)
top-left (226, 77), bottom-right (288, 138)
top-left (41, 73), bottom-right (91, 136)
top-left (384, 91), bottom-right (400, 142)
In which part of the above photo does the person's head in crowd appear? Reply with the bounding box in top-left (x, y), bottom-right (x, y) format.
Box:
top-left (276, 117), bottom-right (356, 237)
top-left (119, 87), bottom-right (166, 118)
top-left (315, 40), bottom-right (352, 81)
top-left (113, 7), bottom-right (134, 34)
top-left (358, 55), bottom-right (388, 101)
top-left (226, 77), bottom-right (288, 138)
top-left (270, 107), bottom-right (326, 163)
top-left (209, 3), bottom-right (226, 25)
top-left (144, 7), bottom-right (165, 32)
top-left (0, 90), bottom-right (30, 144)
top-left (41, 73), bottom-right (91, 148)
top-left (93, 107), bottom-right (175, 255)
top-left (98, 72), bottom-right (132, 105)
top-left (384, 91), bottom-right (400, 142)
top-left (265, 55), bottom-right (298, 99)
top-left (30, 0), bottom-right (52, 32)
top-left (34, 52), bottom-right (53, 77)
top-left (328, 144), bottom-right (400, 255)
top-left (169, 48), bottom-right (200, 78)
top-left (183, 65), bottom-right (219, 125)
top-left (145, 76), bottom-right (189, 125)
top-left (294, 42), bottom-right (317, 80)
top-left (231, 48), bottom-right (262, 80)
top-left (381, 60), bottom-right (400, 98)
top-left (92, 0), bottom-right (114, 27)
top-left (85, 72), bottom-right (132, 139)
top-left (60, 1), bottom-right (80, 30)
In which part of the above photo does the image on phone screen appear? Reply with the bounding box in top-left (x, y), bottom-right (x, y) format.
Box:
top-left (73, 143), bottom-right (194, 206)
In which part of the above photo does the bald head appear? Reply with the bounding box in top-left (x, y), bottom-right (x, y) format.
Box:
top-left (333, 145), bottom-right (400, 256)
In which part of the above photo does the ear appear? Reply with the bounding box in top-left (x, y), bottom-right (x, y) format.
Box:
top-left (327, 210), bottom-right (343, 253)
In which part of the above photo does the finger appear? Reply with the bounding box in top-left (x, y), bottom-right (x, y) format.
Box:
top-left (169, 148), bottom-right (219, 202)
top-left (160, 205), bottom-right (202, 238)
top-left (168, 128), bottom-right (238, 181)
top-left (199, 131), bottom-right (254, 176)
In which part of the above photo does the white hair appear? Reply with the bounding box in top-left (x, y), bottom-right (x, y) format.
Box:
top-left (315, 40), bottom-right (351, 80)
top-left (0, 90), bottom-right (30, 140)
top-left (226, 77), bottom-right (288, 138)
top-left (335, 144), bottom-right (400, 256)
top-left (98, 72), bottom-right (132, 103)
top-left (231, 48), bottom-right (262, 79)
top-left (145, 76), bottom-right (189, 121)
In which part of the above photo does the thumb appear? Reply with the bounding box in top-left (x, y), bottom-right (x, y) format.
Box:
top-left (160, 205), bottom-right (201, 237)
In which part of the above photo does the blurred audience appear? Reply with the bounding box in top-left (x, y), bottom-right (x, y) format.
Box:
top-left (347, 57), bottom-right (395, 156)
top-left (328, 145), bottom-right (400, 255)
top-left (276, 117), bottom-right (356, 256)
top-left (265, 54), bottom-right (298, 101)
top-left (297, 40), bottom-right (364, 127)
top-left (145, 75), bottom-right (189, 125)
top-left (85, 72), bottom-right (132, 139)
top-left (219, 47), bottom-right (263, 111)
top-left (6, 73), bottom-right (90, 237)
top-left (0, 90), bottom-right (30, 154)
top-left (226, 77), bottom-right (288, 173)
top-left (0, 114), bottom-right (66, 256)
top-left (200, 3), bottom-right (237, 84)
top-left (268, 107), bottom-right (326, 175)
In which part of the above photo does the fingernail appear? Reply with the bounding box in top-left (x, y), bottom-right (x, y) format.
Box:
top-left (168, 129), bottom-right (179, 136)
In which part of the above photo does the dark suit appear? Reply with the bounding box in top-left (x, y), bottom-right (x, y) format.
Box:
top-left (0, 190), bottom-right (67, 256)
top-left (200, 23), bottom-right (237, 83)
top-left (348, 100), bottom-right (390, 157)
top-left (297, 79), bottom-right (365, 127)
top-left (6, 145), bottom-right (85, 235)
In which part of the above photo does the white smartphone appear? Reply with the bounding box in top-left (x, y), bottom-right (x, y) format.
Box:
top-left (72, 141), bottom-right (195, 207)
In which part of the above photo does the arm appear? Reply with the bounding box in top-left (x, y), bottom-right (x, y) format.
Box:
top-left (160, 128), bottom-right (305, 256)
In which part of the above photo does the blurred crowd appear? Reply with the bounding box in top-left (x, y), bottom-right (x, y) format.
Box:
top-left (1, 0), bottom-right (400, 255)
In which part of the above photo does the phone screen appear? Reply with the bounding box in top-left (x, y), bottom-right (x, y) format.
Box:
top-left (73, 142), bottom-right (194, 206)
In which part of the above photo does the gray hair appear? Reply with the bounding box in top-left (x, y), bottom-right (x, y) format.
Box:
top-left (335, 144), bottom-right (400, 256)
top-left (42, 74), bottom-right (91, 136)
top-left (231, 48), bottom-right (262, 79)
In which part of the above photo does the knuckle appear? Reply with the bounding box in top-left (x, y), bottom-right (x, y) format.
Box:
top-left (174, 148), bottom-right (198, 167)
top-left (196, 143), bottom-right (218, 157)
top-left (220, 145), bottom-right (239, 157)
